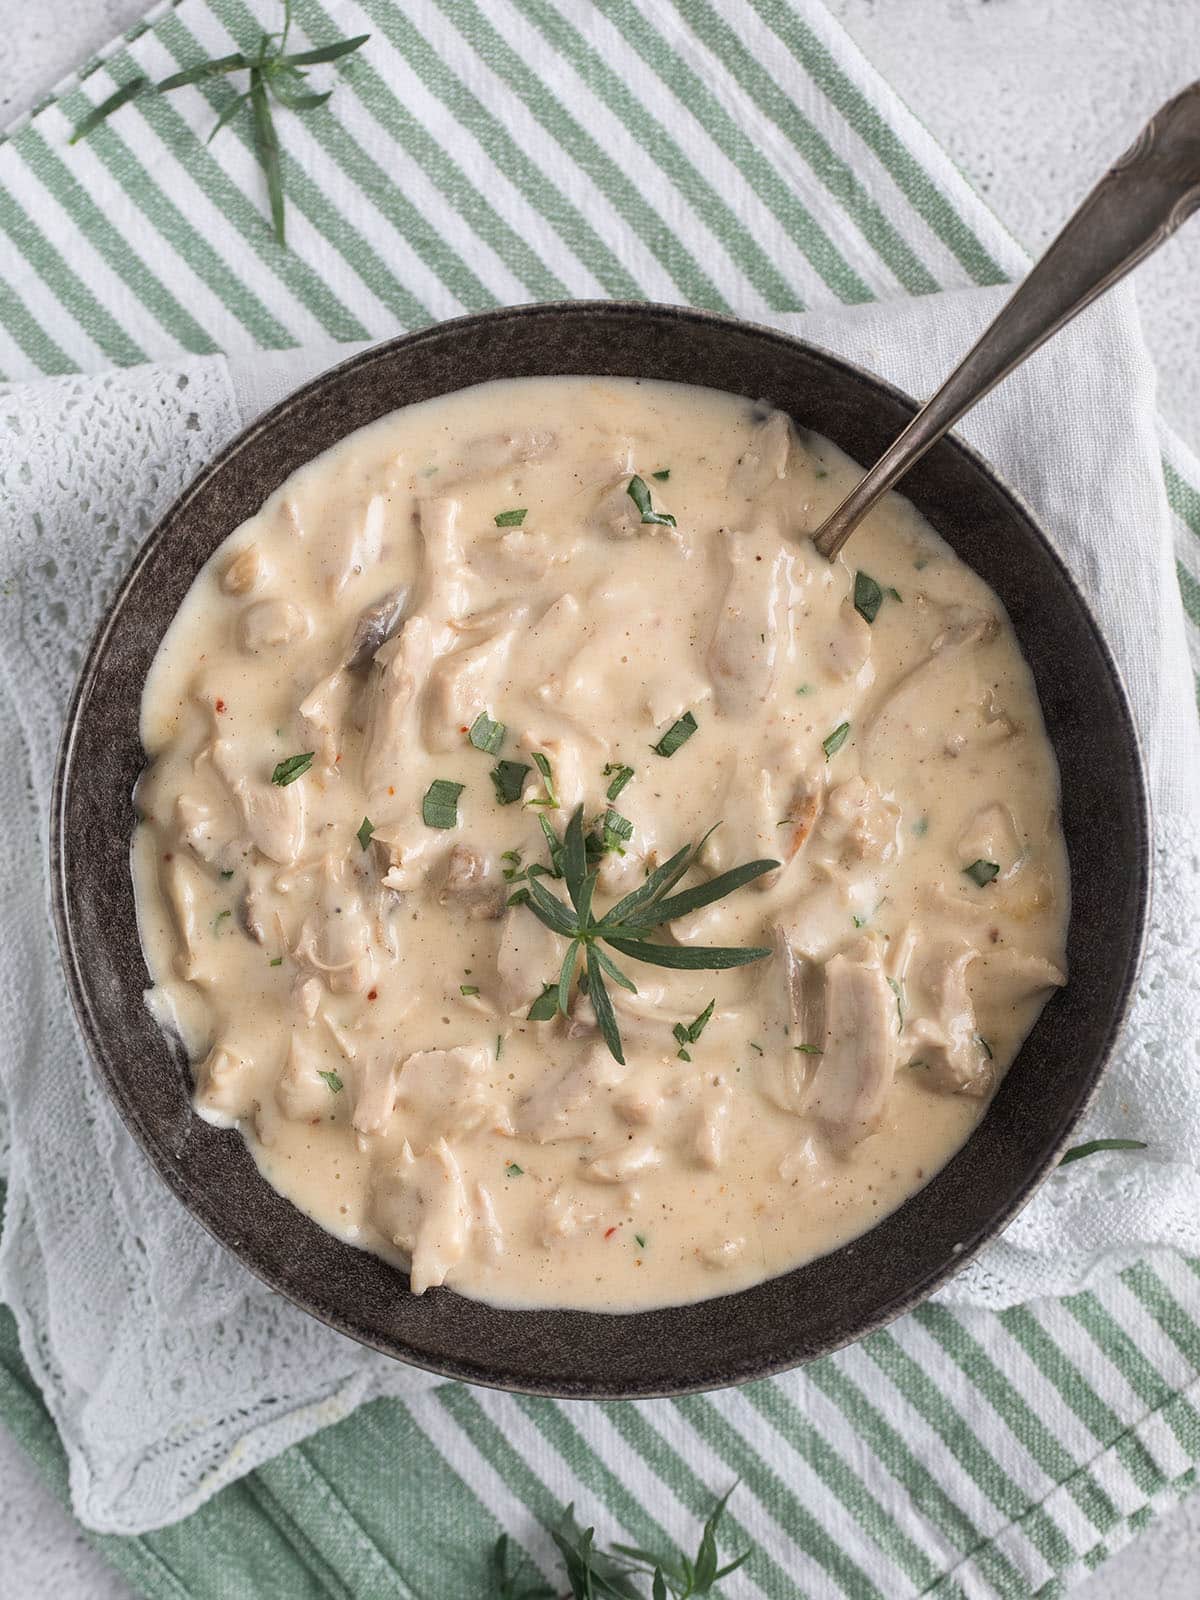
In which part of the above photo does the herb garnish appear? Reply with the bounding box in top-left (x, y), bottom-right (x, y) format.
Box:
top-left (422, 778), bottom-right (463, 829)
top-left (271, 751), bottom-right (314, 785)
top-left (605, 1483), bottom-right (751, 1597)
top-left (501, 849), bottom-right (524, 882)
top-left (964, 859), bottom-right (1000, 887)
top-left (976, 1035), bottom-right (994, 1060)
top-left (213, 909), bottom-right (232, 934)
top-left (318, 1069), bottom-right (344, 1094)
top-left (219, 869), bottom-right (235, 880)
top-left (635, 1232), bottom-right (648, 1247)
top-left (69, 2), bottom-right (368, 245)
top-left (460, 984), bottom-right (480, 997)
top-left (1060, 1138), bottom-right (1148, 1166)
top-left (854, 571), bottom-right (884, 624)
top-left (587, 808), bottom-right (633, 861)
top-left (518, 806), bottom-right (775, 1063)
top-left (538, 813), bottom-right (566, 877)
top-left (491, 759), bottom-right (531, 805)
top-left (673, 998), bottom-right (715, 1061)
top-left (527, 982), bottom-right (559, 1021)
top-left (627, 474), bottom-right (677, 527)
top-left (796, 683), bottom-right (812, 695)
top-left (651, 468), bottom-right (671, 481)
top-left (468, 710), bottom-right (505, 754)
top-left (526, 751), bottom-right (559, 808)
top-left (795, 1043), bottom-right (823, 1054)
top-left (269, 956), bottom-right (283, 967)
top-left (652, 711), bottom-right (698, 758)
top-left (604, 761), bottom-right (635, 801)
top-left (822, 722), bottom-right (850, 760)
top-left (356, 815), bottom-right (375, 851)
top-left (888, 976), bottom-right (904, 1033)
top-left (494, 509), bottom-right (527, 527)
top-left (506, 1162), bottom-right (524, 1177)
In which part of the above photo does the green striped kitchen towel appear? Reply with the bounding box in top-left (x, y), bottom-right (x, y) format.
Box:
top-left (3, 3), bottom-right (1200, 1598)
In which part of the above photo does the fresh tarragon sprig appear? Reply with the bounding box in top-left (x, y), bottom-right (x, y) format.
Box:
top-left (492, 1485), bottom-right (751, 1599)
top-left (519, 805), bottom-right (776, 1064)
top-left (69, 0), bottom-right (368, 244)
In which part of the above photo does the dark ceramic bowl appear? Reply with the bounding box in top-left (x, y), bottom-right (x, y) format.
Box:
top-left (52, 303), bottom-right (1149, 1396)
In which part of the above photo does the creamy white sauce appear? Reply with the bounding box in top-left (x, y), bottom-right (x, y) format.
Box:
top-left (132, 377), bottom-right (1068, 1311)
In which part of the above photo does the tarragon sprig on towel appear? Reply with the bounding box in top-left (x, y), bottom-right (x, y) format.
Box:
top-left (69, 0), bottom-right (367, 245)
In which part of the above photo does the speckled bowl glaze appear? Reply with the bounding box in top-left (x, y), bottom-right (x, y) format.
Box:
top-left (51, 303), bottom-right (1149, 1397)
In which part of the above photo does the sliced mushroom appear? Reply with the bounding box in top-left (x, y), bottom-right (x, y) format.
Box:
top-left (346, 584), bottom-right (410, 671)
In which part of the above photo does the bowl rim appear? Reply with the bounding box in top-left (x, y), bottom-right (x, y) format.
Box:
top-left (50, 299), bottom-right (1152, 1395)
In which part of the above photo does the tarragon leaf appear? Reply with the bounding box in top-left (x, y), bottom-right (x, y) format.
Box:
top-left (69, 76), bottom-right (150, 143)
top-left (615, 857), bottom-right (778, 929)
top-left (249, 66), bottom-right (285, 243)
top-left (586, 951), bottom-right (625, 1066)
top-left (157, 52), bottom-right (250, 91)
top-left (523, 872), bottom-right (579, 938)
top-left (557, 938), bottom-right (581, 1017)
top-left (603, 936), bottom-right (772, 971)
top-left (562, 804), bottom-right (588, 913)
top-left (1060, 1138), bottom-right (1148, 1166)
top-left (277, 33), bottom-right (370, 68)
top-left (589, 944), bottom-right (637, 994)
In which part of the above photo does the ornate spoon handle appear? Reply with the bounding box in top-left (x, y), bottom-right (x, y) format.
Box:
top-left (812, 80), bottom-right (1200, 560)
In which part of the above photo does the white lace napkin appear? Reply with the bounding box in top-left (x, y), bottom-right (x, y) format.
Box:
top-left (0, 284), bottom-right (1197, 1534)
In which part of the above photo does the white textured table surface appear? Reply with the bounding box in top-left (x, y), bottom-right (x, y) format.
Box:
top-left (3, 3), bottom-right (1199, 1597)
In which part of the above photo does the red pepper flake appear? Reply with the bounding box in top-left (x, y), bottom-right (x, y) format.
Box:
top-left (367, 988), bottom-right (378, 1002)
top-left (215, 698), bottom-right (226, 713)
top-left (163, 851), bottom-right (173, 862)
top-left (604, 1225), bottom-right (618, 1240)
top-left (388, 785), bottom-right (396, 797)
top-left (459, 724), bottom-right (469, 733)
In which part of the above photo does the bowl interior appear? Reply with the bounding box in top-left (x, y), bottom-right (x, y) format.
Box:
top-left (52, 303), bottom-right (1148, 1396)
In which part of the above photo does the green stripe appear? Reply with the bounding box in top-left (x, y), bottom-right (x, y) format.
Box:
top-left (351, 1400), bottom-right (514, 1598)
top-left (1121, 1261), bottom-right (1200, 1373)
top-left (434, 0), bottom-right (732, 310)
top-left (595, 0), bottom-right (871, 309)
top-left (673, 1393), bottom-right (888, 1600)
top-left (1176, 558), bottom-right (1200, 629)
top-left (516, 0), bottom-right (801, 310)
top-left (671, 0), bottom-right (939, 298)
top-left (916, 1303), bottom-right (1120, 1537)
top-left (806, 1359), bottom-right (989, 1558)
top-left (745, 0), bottom-right (1009, 286)
top-left (0, 1300), bottom-right (338, 1600)
top-left (158, 5), bottom-right (436, 331)
top-left (1062, 1288), bottom-right (1200, 1458)
top-left (999, 1306), bottom-right (1167, 1501)
top-left (744, 1379), bottom-right (940, 1589)
top-left (600, 1400), bottom-right (807, 1600)
top-left (53, 69), bottom-right (298, 348)
top-left (437, 1385), bottom-right (567, 1538)
top-left (0, 186), bottom-right (146, 366)
top-left (0, 275), bottom-right (77, 374)
top-left (863, 1326), bottom-right (1076, 1572)
top-left (1164, 457), bottom-right (1200, 542)
top-left (18, 119), bottom-right (239, 355)
top-left (288, 0), bottom-right (567, 304)
top-left (514, 1396), bottom-right (686, 1574)
top-left (358, 0), bottom-right (643, 301)
top-left (91, 46), bottom-right (370, 343)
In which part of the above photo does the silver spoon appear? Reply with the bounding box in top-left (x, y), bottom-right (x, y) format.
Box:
top-left (813, 80), bottom-right (1200, 560)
